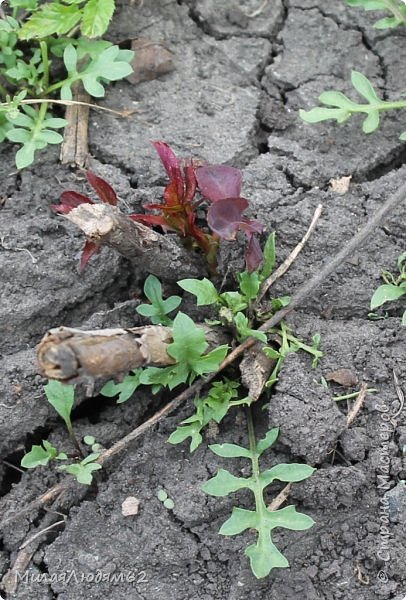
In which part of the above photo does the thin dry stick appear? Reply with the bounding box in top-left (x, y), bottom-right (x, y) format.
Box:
top-left (1, 183), bottom-right (404, 528)
top-left (268, 483), bottom-right (291, 511)
top-left (256, 204), bottom-right (323, 306)
top-left (0, 98), bottom-right (135, 117)
top-left (346, 382), bottom-right (369, 427)
top-left (18, 519), bottom-right (66, 550)
top-left (391, 369), bottom-right (405, 420)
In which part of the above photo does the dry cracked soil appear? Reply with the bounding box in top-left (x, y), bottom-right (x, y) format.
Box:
top-left (0, 1), bottom-right (405, 599)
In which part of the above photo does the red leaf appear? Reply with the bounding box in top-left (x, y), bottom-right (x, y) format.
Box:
top-left (51, 191), bottom-right (94, 214)
top-left (207, 197), bottom-right (249, 240)
top-left (196, 165), bottom-right (242, 201)
top-left (79, 240), bottom-right (100, 272)
top-left (184, 162), bottom-right (197, 204)
top-left (87, 171), bottom-right (118, 206)
top-left (245, 235), bottom-right (263, 272)
top-left (153, 141), bottom-right (180, 178)
top-left (129, 214), bottom-right (173, 229)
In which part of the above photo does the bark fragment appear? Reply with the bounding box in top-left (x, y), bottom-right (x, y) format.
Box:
top-left (64, 203), bottom-right (205, 281)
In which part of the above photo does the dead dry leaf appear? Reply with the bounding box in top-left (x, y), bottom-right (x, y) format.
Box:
top-left (329, 175), bottom-right (352, 195)
top-left (325, 368), bottom-right (358, 388)
top-left (121, 496), bottom-right (140, 516)
top-left (126, 38), bottom-right (175, 85)
top-left (239, 342), bottom-right (274, 402)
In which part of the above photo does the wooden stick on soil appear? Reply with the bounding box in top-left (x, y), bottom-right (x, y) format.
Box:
top-left (346, 382), bottom-right (369, 427)
top-left (1, 182), bottom-right (405, 529)
top-left (255, 203), bottom-right (323, 307)
top-left (63, 203), bottom-right (205, 281)
top-left (60, 81), bottom-right (90, 167)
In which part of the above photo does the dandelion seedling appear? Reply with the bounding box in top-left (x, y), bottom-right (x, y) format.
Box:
top-left (202, 422), bottom-right (315, 578)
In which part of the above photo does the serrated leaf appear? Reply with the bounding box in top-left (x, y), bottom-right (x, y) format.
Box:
top-left (100, 370), bottom-right (142, 403)
top-left (21, 442), bottom-right (58, 468)
top-left (362, 110), bottom-right (380, 133)
top-left (202, 469), bottom-right (251, 496)
top-left (256, 428), bottom-right (279, 456)
top-left (370, 284), bottom-right (406, 309)
top-left (19, 3), bottom-right (82, 39)
top-left (209, 443), bottom-right (252, 459)
top-left (351, 71), bottom-right (380, 103)
top-left (81, 0), bottom-right (115, 37)
top-left (178, 278), bottom-right (219, 306)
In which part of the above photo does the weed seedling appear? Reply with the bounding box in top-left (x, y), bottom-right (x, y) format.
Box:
top-left (157, 489), bottom-right (175, 510)
top-left (135, 274), bottom-right (181, 325)
top-left (369, 252), bottom-right (406, 324)
top-left (202, 422), bottom-right (315, 578)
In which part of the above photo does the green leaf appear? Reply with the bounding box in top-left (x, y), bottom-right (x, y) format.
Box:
top-left (219, 507), bottom-right (257, 535)
top-left (21, 441), bottom-right (58, 468)
top-left (399, 131), bottom-right (406, 141)
top-left (299, 107), bottom-right (350, 124)
top-left (15, 143), bottom-right (35, 169)
top-left (19, 3), bottom-right (83, 39)
top-left (245, 532), bottom-right (289, 578)
top-left (202, 469), bottom-right (251, 497)
top-left (137, 274), bottom-right (181, 324)
top-left (63, 44), bottom-right (77, 74)
top-left (100, 370), bottom-right (143, 403)
top-left (318, 90), bottom-right (358, 110)
top-left (209, 443), bottom-right (252, 459)
top-left (61, 461), bottom-right (101, 485)
top-left (256, 428), bottom-right (279, 456)
top-left (265, 505), bottom-right (315, 531)
top-left (260, 232), bottom-right (276, 279)
top-left (157, 489), bottom-right (168, 501)
top-left (37, 129), bottom-right (64, 144)
top-left (362, 110), bottom-right (380, 133)
top-left (81, 0), bottom-right (115, 37)
top-left (220, 291), bottom-right (248, 313)
top-left (44, 381), bottom-right (74, 428)
top-left (190, 345), bottom-right (229, 375)
top-left (260, 463), bottom-right (315, 487)
top-left (351, 71), bottom-right (380, 103)
top-left (178, 278), bottom-right (219, 306)
top-left (163, 498), bottom-right (175, 510)
top-left (234, 312), bottom-right (267, 343)
top-left (83, 435), bottom-right (96, 446)
top-left (238, 271), bottom-right (260, 301)
top-left (346, 0), bottom-right (386, 9)
top-left (6, 128), bottom-right (31, 143)
top-left (373, 15), bottom-right (401, 28)
top-left (402, 310), bottom-right (406, 326)
top-left (370, 284), bottom-right (406, 309)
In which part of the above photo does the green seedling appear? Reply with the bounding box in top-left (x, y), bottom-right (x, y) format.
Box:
top-left (139, 312), bottom-right (229, 390)
top-left (157, 489), bottom-right (175, 510)
top-left (300, 70), bottom-right (406, 140)
top-left (346, 0), bottom-right (406, 29)
top-left (136, 274), bottom-right (181, 325)
top-left (21, 440), bottom-right (67, 468)
top-left (43, 380), bottom-right (83, 455)
top-left (168, 379), bottom-right (249, 452)
top-left (370, 252), bottom-right (406, 325)
top-left (59, 452), bottom-right (101, 485)
top-left (83, 435), bottom-right (102, 452)
top-left (202, 424), bottom-right (315, 578)
top-left (100, 368), bottom-right (144, 403)
top-left (0, 2), bottom-right (133, 167)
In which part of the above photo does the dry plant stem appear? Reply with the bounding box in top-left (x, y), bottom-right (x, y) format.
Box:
top-left (268, 483), bottom-right (291, 511)
top-left (0, 98), bottom-right (134, 117)
top-left (37, 325), bottom-right (175, 382)
top-left (64, 203), bottom-right (204, 281)
top-left (2, 184), bottom-right (404, 527)
top-left (60, 81), bottom-right (90, 166)
top-left (256, 204), bottom-right (323, 307)
top-left (346, 382), bottom-right (369, 427)
top-left (1, 550), bottom-right (34, 595)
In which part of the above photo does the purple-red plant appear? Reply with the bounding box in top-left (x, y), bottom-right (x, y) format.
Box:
top-left (132, 142), bottom-right (264, 271)
top-left (51, 171), bottom-right (118, 272)
top-left (52, 142), bottom-right (264, 272)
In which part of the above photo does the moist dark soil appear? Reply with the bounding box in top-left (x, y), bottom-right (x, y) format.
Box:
top-left (1, 1), bottom-right (405, 599)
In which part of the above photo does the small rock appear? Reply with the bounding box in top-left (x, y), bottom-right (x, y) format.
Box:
top-left (121, 496), bottom-right (141, 516)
